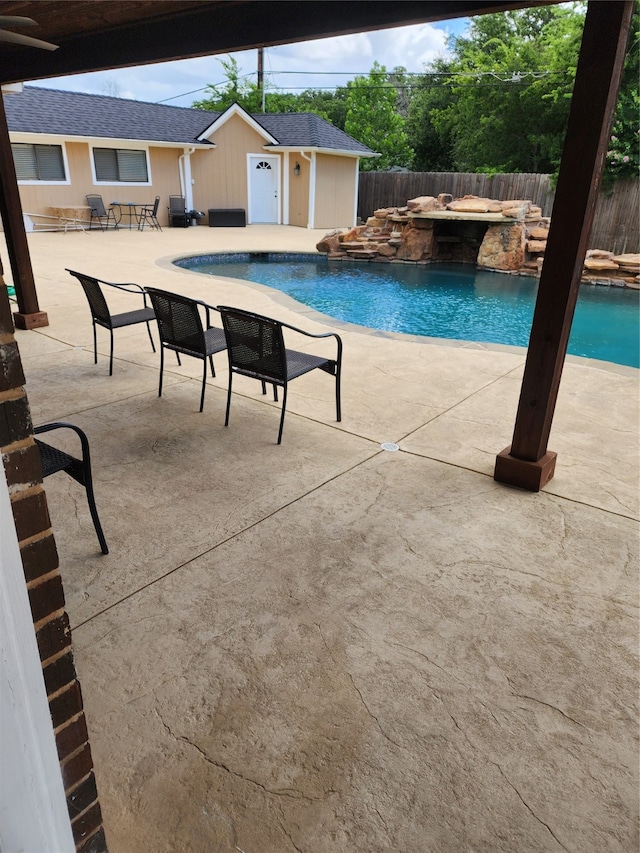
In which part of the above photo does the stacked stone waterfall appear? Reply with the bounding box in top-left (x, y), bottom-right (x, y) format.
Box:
top-left (316, 193), bottom-right (640, 286)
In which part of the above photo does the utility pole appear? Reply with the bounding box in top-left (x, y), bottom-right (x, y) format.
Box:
top-left (257, 46), bottom-right (265, 112)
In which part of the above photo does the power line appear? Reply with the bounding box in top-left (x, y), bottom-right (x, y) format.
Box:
top-left (156, 68), bottom-right (565, 104)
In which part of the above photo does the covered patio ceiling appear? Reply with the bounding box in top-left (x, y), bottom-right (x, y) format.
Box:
top-left (0, 0), bottom-right (563, 84)
top-left (0, 0), bottom-right (634, 494)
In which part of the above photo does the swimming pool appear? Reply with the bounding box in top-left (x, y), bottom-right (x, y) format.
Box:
top-left (174, 253), bottom-right (640, 368)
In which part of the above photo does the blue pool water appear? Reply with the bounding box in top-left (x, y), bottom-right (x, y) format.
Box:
top-left (174, 253), bottom-right (640, 368)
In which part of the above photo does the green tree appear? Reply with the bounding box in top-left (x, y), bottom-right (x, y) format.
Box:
top-left (192, 56), bottom-right (264, 112)
top-left (345, 62), bottom-right (414, 171)
top-left (192, 56), bottom-right (350, 128)
top-left (408, 3), bottom-right (638, 183)
top-left (605, 6), bottom-right (639, 184)
top-left (427, 6), bottom-right (584, 173)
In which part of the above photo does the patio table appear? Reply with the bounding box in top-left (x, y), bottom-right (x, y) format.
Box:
top-left (110, 201), bottom-right (144, 229)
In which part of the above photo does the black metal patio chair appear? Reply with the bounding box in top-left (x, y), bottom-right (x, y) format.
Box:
top-left (168, 195), bottom-right (188, 228)
top-left (138, 195), bottom-right (162, 231)
top-left (86, 194), bottom-right (118, 230)
top-left (218, 306), bottom-right (342, 444)
top-left (66, 269), bottom-right (156, 375)
top-left (145, 288), bottom-right (227, 412)
top-left (34, 422), bottom-right (109, 554)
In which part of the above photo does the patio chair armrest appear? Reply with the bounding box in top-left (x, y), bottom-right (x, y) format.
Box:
top-left (34, 421), bottom-right (92, 462)
top-left (99, 278), bottom-right (152, 307)
top-left (279, 321), bottom-right (343, 361)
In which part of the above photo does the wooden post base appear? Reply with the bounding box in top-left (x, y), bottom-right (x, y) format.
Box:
top-left (13, 311), bottom-right (49, 329)
top-left (494, 446), bottom-right (557, 492)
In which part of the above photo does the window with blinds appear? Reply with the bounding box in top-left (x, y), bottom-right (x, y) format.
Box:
top-left (93, 148), bottom-right (149, 182)
top-left (12, 143), bottom-right (66, 181)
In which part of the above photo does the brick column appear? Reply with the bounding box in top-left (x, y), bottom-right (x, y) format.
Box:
top-left (0, 261), bottom-right (107, 852)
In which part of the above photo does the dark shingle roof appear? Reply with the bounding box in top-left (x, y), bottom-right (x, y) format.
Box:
top-left (5, 86), bottom-right (374, 154)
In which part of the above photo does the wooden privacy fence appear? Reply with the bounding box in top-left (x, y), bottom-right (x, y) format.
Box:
top-left (357, 172), bottom-right (639, 255)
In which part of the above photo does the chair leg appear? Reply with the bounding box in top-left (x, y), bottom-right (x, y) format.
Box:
top-left (92, 322), bottom-right (98, 364)
top-left (145, 321), bottom-right (156, 353)
top-left (273, 384), bottom-right (278, 402)
top-left (277, 384), bottom-right (288, 445)
top-left (224, 373), bottom-right (234, 426)
top-left (83, 467), bottom-right (109, 554)
top-left (158, 345), bottom-right (165, 398)
top-left (336, 366), bottom-right (342, 422)
top-left (261, 380), bottom-right (267, 395)
top-left (75, 426), bottom-right (109, 554)
top-left (199, 360), bottom-right (207, 412)
top-left (208, 354), bottom-right (215, 378)
top-left (109, 329), bottom-right (114, 376)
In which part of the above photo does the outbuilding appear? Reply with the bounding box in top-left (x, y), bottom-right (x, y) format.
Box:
top-left (4, 87), bottom-right (375, 230)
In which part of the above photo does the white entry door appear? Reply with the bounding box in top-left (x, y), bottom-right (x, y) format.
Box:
top-left (248, 155), bottom-right (279, 223)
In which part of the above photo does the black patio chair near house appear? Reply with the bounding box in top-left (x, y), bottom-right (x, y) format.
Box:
top-left (138, 196), bottom-right (162, 231)
top-left (66, 269), bottom-right (156, 375)
top-left (168, 195), bottom-right (188, 227)
top-left (218, 306), bottom-right (342, 444)
top-left (86, 194), bottom-right (118, 230)
top-left (145, 288), bottom-right (227, 412)
top-left (34, 422), bottom-right (109, 554)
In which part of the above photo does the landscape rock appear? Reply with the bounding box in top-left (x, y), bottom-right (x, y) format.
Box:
top-left (477, 223), bottom-right (525, 270)
top-left (527, 226), bottom-right (550, 240)
top-left (586, 249), bottom-right (615, 259)
top-left (396, 223), bottom-right (434, 260)
top-left (501, 205), bottom-right (528, 219)
top-left (316, 192), bottom-right (633, 287)
top-left (584, 258), bottom-right (619, 271)
top-left (447, 196), bottom-right (491, 213)
top-left (316, 230), bottom-right (343, 254)
top-left (612, 253), bottom-right (640, 272)
top-left (376, 243), bottom-right (397, 257)
top-left (407, 195), bottom-right (437, 213)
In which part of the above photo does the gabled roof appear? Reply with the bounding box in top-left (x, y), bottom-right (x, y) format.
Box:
top-left (5, 87), bottom-right (213, 145)
top-left (4, 86), bottom-right (374, 155)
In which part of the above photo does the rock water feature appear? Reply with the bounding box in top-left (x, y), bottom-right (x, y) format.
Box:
top-left (317, 193), bottom-right (640, 288)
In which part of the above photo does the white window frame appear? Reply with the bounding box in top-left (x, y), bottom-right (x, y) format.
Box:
top-left (12, 141), bottom-right (70, 186)
top-left (90, 143), bottom-right (152, 187)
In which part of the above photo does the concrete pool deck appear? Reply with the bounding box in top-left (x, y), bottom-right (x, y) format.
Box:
top-left (6, 225), bottom-right (639, 852)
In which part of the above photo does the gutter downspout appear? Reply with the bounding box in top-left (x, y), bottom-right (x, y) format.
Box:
top-left (178, 147), bottom-right (196, 211)
top-left (299, 150), bottom-right (314, 229)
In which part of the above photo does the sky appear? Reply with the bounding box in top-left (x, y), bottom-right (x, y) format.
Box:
top-left (29, 18), bottom-right (470, 109)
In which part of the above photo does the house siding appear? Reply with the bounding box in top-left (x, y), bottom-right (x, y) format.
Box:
top-left (288, 153), bottom-right (310, 227)
top-left (192, 113), bottom-right (272, 212)
top-left (314, 154), bottom-right (357, 230)
top-left (15, 144), bottom-right (183, 228)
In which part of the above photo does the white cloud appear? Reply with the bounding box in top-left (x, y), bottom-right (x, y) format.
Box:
top-left (32, 19), bottom-right (468, 107)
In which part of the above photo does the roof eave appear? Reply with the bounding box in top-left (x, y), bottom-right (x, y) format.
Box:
top-left (263, 145), bottom-right (376, 158)
top-left (9, 130), bottom-right (214, 149)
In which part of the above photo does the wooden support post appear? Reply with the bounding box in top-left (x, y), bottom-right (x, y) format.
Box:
top-left (494, 0), bottom-right (634, 492)
top-left (0, 92), bottom-right (48, 329)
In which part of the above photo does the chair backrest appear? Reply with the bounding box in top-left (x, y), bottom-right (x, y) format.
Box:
top-left (219, 307), bottom-right (287, 383)
top-left (86, 194), bottom-right (107, 217)
top-left (168, 195), bottom-right (186, 214)
top-left (67, 269), bottom-right (111, 325)
top-left (151, 195), bottom-right (160, 216)
top-left (146, 288), bottom-right (206, 354)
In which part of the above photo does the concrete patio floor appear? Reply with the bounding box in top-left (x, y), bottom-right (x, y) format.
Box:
top-left (7, 224), bottom-right (639, 852)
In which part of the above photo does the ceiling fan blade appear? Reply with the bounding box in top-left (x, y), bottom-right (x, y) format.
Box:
top-left (0, 16), bottom-right (38, 28)
top-left (0, 29), bottom-right (58, 51)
